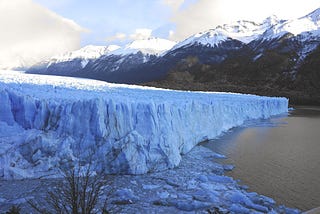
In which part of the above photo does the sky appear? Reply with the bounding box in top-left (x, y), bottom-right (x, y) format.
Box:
top-left (0, 0), bottom-right (319, 68)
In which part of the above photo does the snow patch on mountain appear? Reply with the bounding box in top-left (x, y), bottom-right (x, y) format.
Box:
top-left (0, 71), bottom-right (288, 179)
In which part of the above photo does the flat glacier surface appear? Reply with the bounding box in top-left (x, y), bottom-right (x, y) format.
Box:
top-left (0, 70), bottom-right (288, 179)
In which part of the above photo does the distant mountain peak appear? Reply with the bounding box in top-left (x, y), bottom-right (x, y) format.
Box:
top-left (171, 29), bottom-right (231, 51)
top-left (262, 9), bottom-right (320, 39)
top-left (50, 45), bottom-right (119, 63)
top-left (304, 7), bottom-right (320, 22)
top-left (262, 15), bottom-right (281, 25)
top-left (106, 45), bottom-right (121, 52)
top-left (263, 15), bottom-right (285, 27)
top-left (110, 37), bottom-right (176, 56)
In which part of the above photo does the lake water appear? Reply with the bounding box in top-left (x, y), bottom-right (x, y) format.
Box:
top-left (202, 106), bottom-right (320, 211)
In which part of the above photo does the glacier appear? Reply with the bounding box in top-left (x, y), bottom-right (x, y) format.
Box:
top-left (0, 70), bottom-right (288, 179)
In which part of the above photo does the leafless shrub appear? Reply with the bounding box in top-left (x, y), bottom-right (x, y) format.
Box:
top-left (28, 163), bottom-right (109, 214)
top-left (5, 205), bottom-right (21, 214)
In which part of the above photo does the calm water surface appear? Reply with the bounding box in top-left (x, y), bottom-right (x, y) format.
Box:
top-left (202, 106), bottom-right (320, 211)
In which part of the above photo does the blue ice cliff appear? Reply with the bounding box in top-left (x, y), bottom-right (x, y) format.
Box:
top-left (0, 71), bottom-right (288, 179)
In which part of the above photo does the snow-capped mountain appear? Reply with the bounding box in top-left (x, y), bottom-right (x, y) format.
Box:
top-left (78, 38), bottom-right (176, 83)
top-left (263, 8), bottom-right (320, 39)
top-left (245, 8), bottom-right (320, 72)
top-left (147, 8), bottom-right (320, 105)
top-left (51, 45), bottom-right (120, 63)
top-left (172, 16), bottom-right (281, 51)
top-left (169, 8), bottom-right (320, 65)
top-left (42, 38), bottom-right (174, 63)
top-left (27, 8), bottom-right (320, 103)
top-left (28, 45), bottom-right (120, 75)
top-left (170, 8), bottom-right (320, 59)
top-left (28, 38), bottom-right (176, 79)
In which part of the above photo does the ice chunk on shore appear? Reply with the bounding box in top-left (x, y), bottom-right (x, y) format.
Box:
top-left (0, 70), bottom-right (288, 178)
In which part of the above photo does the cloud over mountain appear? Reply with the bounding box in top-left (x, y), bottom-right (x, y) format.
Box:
top-left (0, 0), bottom-right (86, 69)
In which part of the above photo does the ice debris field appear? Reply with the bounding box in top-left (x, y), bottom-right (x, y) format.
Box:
top-left (0, 70), bottom-right (288, 179)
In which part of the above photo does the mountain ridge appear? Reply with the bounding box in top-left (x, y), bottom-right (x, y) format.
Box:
top-left (27, 8), bottom-right (320, 104)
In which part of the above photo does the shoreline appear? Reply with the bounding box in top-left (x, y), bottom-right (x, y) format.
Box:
top-left (0, 145), bottom-right (300, 213)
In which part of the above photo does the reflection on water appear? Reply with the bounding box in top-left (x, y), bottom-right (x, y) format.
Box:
top-left (202, 106), bottom-right (320, 211)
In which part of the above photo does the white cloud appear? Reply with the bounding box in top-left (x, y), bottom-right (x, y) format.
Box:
top-left (169, 0), bottom-right (320, 41)
top-left (162, 0), bottom-right (185, 11)
top-left (129, 28), bottom-right (153, 40)
top-left (169, 30), bottom-right (175, 37)
top-left (0, 0), bottom-right (86, 69)
top-left (105, 29), bottom-right (153, 44)
top-left (105, 33), bottom-right (127, 42)
top-left (33, 0), bottom-right (72, 9)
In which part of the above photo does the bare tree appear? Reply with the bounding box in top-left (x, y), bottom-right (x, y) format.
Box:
top-left (5, 205), bottom-right (21, 214)
top-left (28, 163), bottom-right (109, 214)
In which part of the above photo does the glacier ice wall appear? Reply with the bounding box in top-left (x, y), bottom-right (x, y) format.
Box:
top-left (0, 71), bottom-right (288, 179)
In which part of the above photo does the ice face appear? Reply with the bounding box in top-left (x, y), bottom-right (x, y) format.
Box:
top-left (0, 71), bottom-right (288, 179)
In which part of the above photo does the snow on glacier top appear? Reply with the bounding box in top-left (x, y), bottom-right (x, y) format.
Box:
top-left (0, 70), bottom-right (275, 103)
